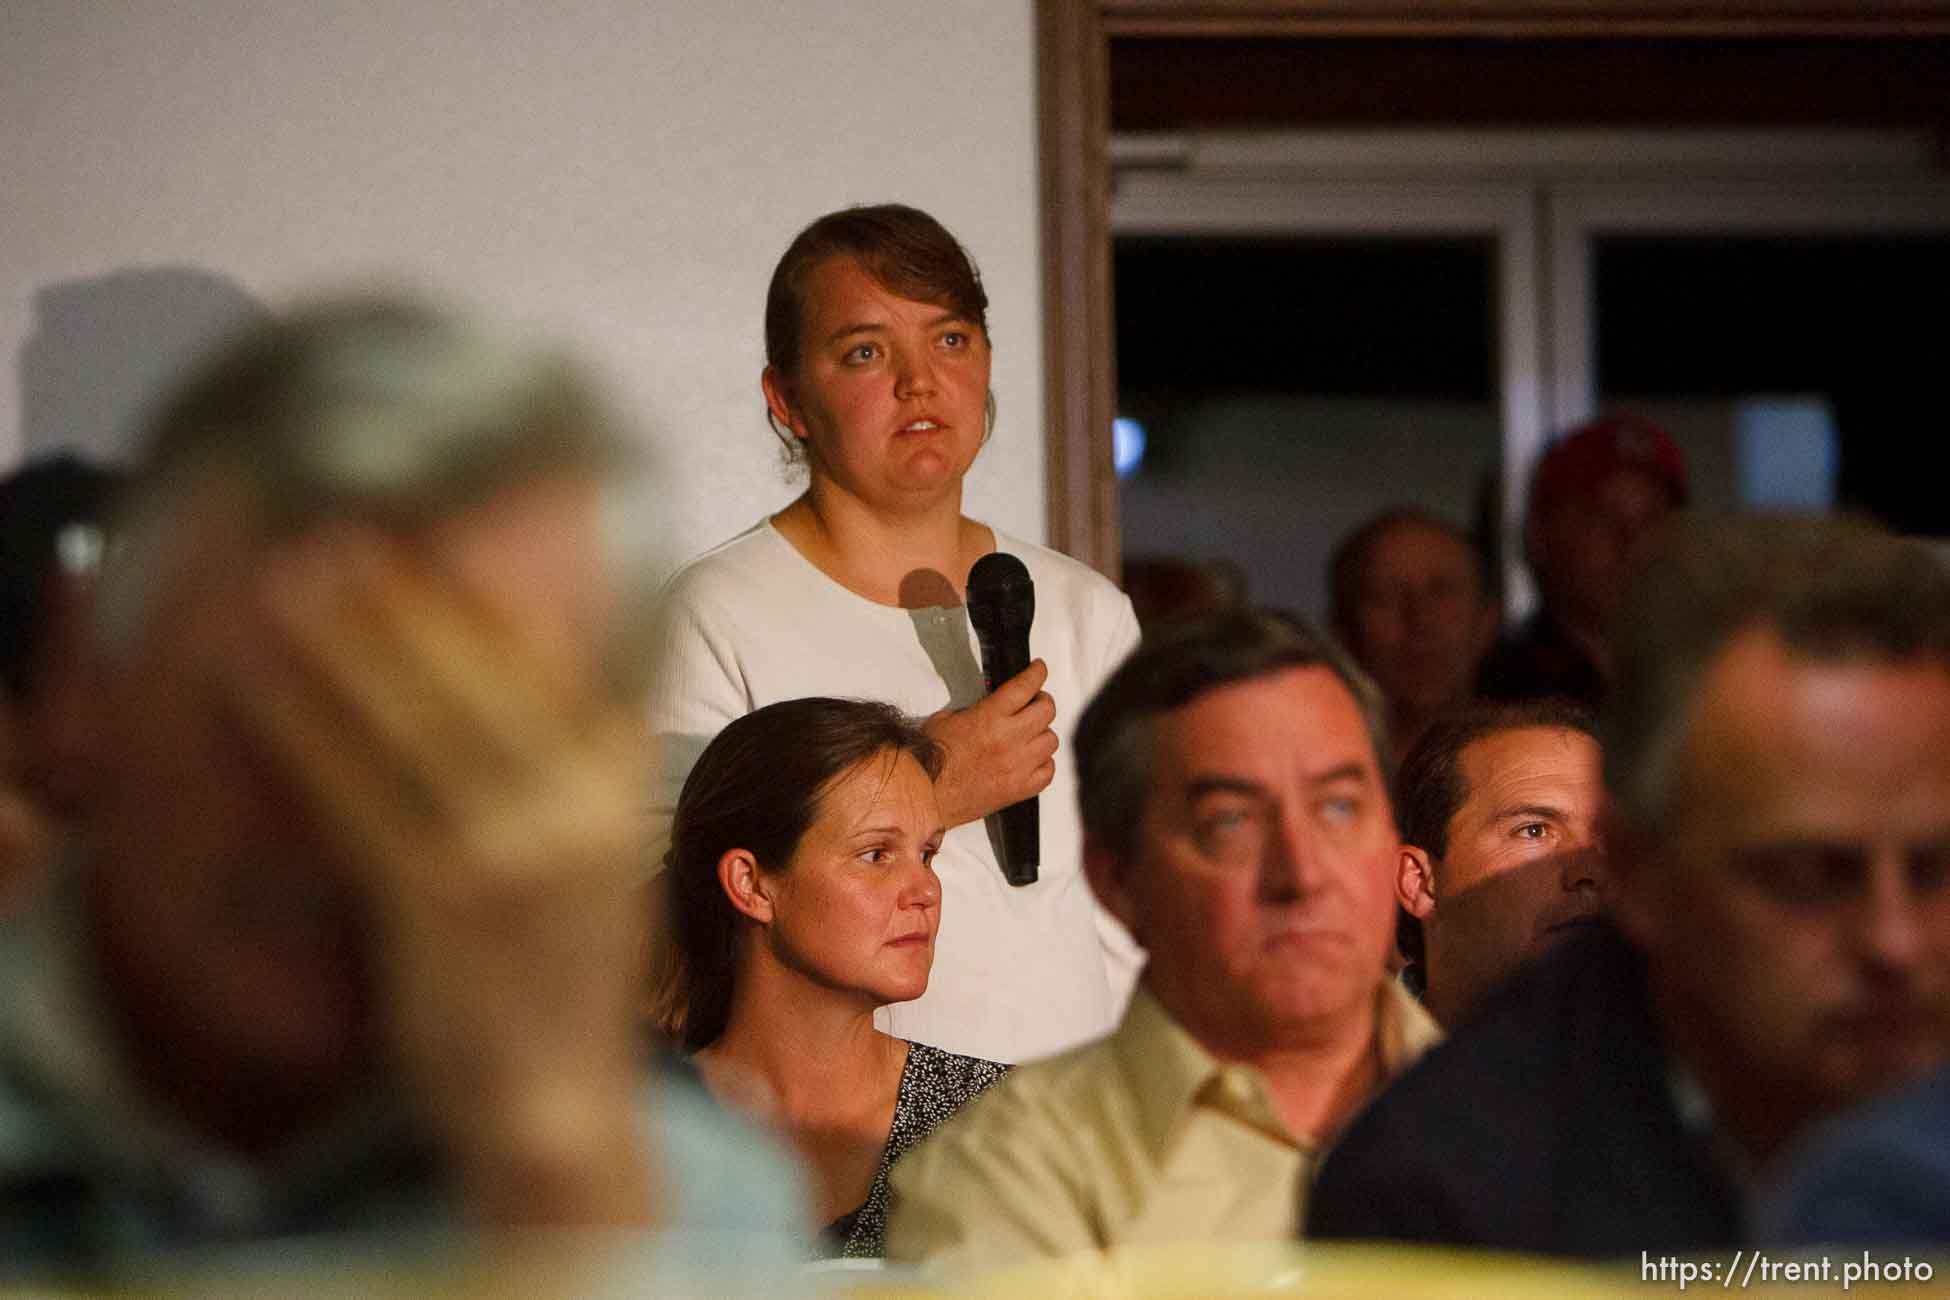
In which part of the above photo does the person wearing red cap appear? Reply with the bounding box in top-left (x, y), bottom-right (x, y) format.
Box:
top-left (1478, 413), bottom-right (1687, 708)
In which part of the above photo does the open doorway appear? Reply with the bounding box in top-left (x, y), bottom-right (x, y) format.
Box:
top-left (1035, 20), bottom-right (1950, 578)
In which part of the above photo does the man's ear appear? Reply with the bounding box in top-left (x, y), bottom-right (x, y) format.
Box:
top-left (760, 367), bottom-right (805, 442)
top-left (1083, 833), bottom-right (1141, 943)
top-left (717, 848), bottom-right (774, 925)
top-left (1397, 845), bottom-right (1438, 919)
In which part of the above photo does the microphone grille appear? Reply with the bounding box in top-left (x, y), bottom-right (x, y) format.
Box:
top-left (967, 551), bottom-right (1034, 630)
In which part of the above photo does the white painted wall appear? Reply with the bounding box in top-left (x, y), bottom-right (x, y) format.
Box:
top-left (1, 1), bottom-right (1047, 572)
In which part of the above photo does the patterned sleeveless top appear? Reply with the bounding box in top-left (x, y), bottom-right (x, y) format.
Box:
top-left (821, 1041), bottom-right (1009, 1258)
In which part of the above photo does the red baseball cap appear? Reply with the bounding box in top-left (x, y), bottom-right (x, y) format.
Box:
top-left (1529, 413), bottom-right (1689, 514)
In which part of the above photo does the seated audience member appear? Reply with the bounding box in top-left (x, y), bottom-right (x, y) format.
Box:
top-left (653, 697), bottom-right (1007, 1257)
top-left (1478, 413), bottom-right (1686, 708)
top-left (886, 610), bottom-right (1440, 1273)
top-left (0, 455), bottom-right (125, 903)
top-left (1393, 701), bottom-right (1605, 1026)
top-left (1122, 555), bottom-right (1247, 637)
top-left (0, 299), bottom-right (805, 1279)
top-left (1309, 514), bottom-right (1950, 1257)
top-left (1329, 508), bottom-right (1498, 764)
top-left (1753, 1060), bottom-right (1950, 1246)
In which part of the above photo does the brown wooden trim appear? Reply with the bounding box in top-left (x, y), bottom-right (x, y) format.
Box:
top-left (1105, 16), bottom-right (1950, 36)
top-left (1112, 37), bottom-right (1950, 129)
top-left (1037, 0), bottom-right (1122, 579)
top-left (1102, 0), bottom-right (1950, 32)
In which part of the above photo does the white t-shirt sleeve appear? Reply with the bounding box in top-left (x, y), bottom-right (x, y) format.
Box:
top-left (642, 579), bottom-right (755, 878)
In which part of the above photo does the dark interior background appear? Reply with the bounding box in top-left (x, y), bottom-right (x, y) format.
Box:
top-left (1109, 34), bottom-right (1950, 619)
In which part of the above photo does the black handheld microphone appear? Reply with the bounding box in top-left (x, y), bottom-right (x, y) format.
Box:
top-left (966, 551), bottom-right (1039, 887)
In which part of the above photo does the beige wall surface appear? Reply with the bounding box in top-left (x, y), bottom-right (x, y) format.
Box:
top-left (1, 1), bottom-right (1047, 570)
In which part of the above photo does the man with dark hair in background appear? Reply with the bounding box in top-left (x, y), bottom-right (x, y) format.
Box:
top-left (887, 610), bottom-right (1439, 1273)
top-left (1478, 413), bottom-right (1687, 708)
top-left (1329, 507), bottom-right (1498, 765)
top-left (1310, 514), bottom-right (1950, 1256)
top-left (1392, 700), bottom-right (1605, 1027)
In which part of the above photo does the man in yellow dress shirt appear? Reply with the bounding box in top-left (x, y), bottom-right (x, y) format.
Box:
top-left (886, 610), bottom-right (1440, 1274)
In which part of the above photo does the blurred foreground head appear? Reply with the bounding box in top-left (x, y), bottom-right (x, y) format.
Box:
top-left (98, 296), bottom-right (662, 689)
top-left (74, 296), bottom-right (662, 1152)
top-left (1605, 513), bottom-right (1950, 1161)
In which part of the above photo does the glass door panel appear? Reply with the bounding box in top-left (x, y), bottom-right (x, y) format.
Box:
top-left (1593, 235), bottom-right (1950, 533)
top-left (1115, 236), bottom-right (1501, 626)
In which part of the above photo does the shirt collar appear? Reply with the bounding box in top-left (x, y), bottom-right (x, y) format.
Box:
top-left (1376, 976), bottom-right (1444, 1075)
top-left (1114, 979), bottom-right (1443, 1164)
top-left (1114, 987), bottom-right (1226, 1162)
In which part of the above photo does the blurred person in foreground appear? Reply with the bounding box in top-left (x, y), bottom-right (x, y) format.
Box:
top-left (646, 204), bottom-right (1142, 1068)
top-left (1310, 514), bottom-right (1950, 1256)
top-left (1754, 1058), bottom-right (1950, 1246)
top-left (0, 455), bottom-right (125, 906)
top-left (0, 299), bottom-right (804, 1281)
top-left (1393, 700), bottom-right (1606, 1027)
top-left (1329, 507), bottom-right (1498, 765)
top-left (886, 611), bottom-right (1439, 1274)
top-left (1121, 555), bottom-right (1247, 637)
top-left (1478, 413), bottom-right (1686, 709)
top-left (654, 697), bottom-right (1007, 1258)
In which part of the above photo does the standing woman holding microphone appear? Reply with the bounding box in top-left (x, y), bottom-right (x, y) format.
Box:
top-left (647, 205), bottom-right (1140, 1065)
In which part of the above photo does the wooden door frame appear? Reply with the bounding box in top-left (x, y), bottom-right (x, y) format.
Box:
top-left (1036, 1), bottom-right (1950, 576)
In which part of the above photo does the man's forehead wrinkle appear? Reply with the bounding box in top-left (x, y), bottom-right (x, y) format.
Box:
top-left (1140, 666), bottom-right (1385, 822)
top-left (1175, 757), bottom-right (1376, 804)
top-left (1311, 760), bottom-right (1378, 787)
top-left (1683, 636), bottom-right (1950, 837)
top-left (1183, 775), bottom-right (1268, 799)
top-left (1724, 813), bottom-right (1950, 857)
top-left (1476, 774), bottom-right (1589, 821)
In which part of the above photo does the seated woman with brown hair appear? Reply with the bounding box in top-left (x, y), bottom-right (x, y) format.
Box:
top-left (653, 696), bottom-right (1008, 1258)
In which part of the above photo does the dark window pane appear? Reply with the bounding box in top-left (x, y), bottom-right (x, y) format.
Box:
top-left (1116, 238), bottom-right (1494, 400)
top-left (1595, 236), bottom-right (1950, 534)
top-left (1116, 237), bottom-right (1500, 624)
